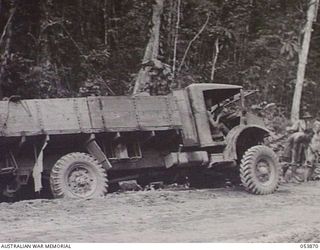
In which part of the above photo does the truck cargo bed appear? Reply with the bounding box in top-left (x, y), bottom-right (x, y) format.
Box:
top-left (0, 95), bottom-right (182, 137)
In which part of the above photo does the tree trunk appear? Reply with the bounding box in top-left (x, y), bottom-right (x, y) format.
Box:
top-left (172, 0), bottom-right (181, 79)
top-left (177, 14), bottom-right (209, 73)
top-left (0, 3), bottom-right (16, 48)
top-left (210, 38), bottom-right (220, 81)
top-left (167, 0), bottom-right (174, 49)
top-left (133, 0), bottom-right (164, 95)
top-left (79, 0), bottom-right (85, 38)
top-left (103, 0), bottom-right (108, 46)
top-left (38, 0), bottom-right (51, 67)
top-left (0, 2), bottom-right (16, 99)
top-left (291, 0), bottom-right (319, 122)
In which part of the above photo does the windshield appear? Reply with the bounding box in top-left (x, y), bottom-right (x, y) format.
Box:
top-left (204, 88), bottom-right (240, 109)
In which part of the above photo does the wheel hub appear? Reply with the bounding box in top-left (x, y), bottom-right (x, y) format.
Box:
top-left (67, 166), bottom-right (95, 196)
top-left (256, 160), bottom-right (271, 183)
top-left (75, 175), bottom-right (89, 186)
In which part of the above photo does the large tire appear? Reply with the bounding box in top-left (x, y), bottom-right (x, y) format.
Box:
top-left (50, 152), bottom-right (108, 199)
top-left (240, 145), bottom-right (280, 195)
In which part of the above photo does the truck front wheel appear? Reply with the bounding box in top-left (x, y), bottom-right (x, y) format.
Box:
top-left (50, 152), bottom-right (108, 198)
top-left (240, 145), bottom-right (280, 195)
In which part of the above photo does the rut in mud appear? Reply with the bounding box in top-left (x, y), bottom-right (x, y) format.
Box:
top-left (1, 181), bottom-right (320, 243)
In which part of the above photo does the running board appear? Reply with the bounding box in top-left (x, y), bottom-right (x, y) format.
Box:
top-left (208, 153), bottom-right (236, 168)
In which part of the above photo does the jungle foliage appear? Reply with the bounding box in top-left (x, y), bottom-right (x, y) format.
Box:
top-left (0, 0), bottom-right (319, 117)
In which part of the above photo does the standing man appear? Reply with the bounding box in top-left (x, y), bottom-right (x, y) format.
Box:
top-left (283, 112), bottom-right (313, 182)
top-left (306, 120), bottom-right (320, 180)
top-left (285, 112), bottom-right (313, 164)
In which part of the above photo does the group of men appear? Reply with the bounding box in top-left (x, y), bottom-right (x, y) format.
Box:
top-left (205, 96), bottom-right (320, 180)
top-left (285, 112), bottom-right (320, 180)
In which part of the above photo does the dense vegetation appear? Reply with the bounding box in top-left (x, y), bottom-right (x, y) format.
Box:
top-left (0, 0), bottom-right (319, 118)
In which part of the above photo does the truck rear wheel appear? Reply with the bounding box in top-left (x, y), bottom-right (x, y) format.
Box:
top-left (50, 152), bottom-right (108, 199)
top-left (240, 145), bottom-right (280, 195)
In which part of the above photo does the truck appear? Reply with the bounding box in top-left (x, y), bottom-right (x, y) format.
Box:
top-left (0, 83), bottom-right (280, 199)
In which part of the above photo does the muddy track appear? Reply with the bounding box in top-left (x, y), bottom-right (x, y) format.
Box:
top-left (1, 182), bottom-right (320, 243)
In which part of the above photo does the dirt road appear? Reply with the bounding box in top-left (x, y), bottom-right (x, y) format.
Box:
top-left (1, 182), bottom-right (320, 243)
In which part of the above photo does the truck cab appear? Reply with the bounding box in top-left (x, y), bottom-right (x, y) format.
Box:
top-left (174, 83), bottom-right (266, 149)
top-left (186, 83), bottom-right (244, 147)
top-left (169, 83), bottom-right (279, 195)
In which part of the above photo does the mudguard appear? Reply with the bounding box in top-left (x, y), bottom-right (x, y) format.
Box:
top-left (223, 125), bottom-right (271, 161)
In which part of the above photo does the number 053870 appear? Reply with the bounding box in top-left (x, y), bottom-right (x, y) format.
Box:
top-left (300, 244), bottom-right (319, 248)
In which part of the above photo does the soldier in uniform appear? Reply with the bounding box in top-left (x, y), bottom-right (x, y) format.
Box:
top-left (285, 112), bottom-right (313, 164)
top-left (283, 112), bottom-right (313, 182)
top-left (207, 104), bottom-right (225, 141)
top-left (306, 120), bottom-right (320, 180)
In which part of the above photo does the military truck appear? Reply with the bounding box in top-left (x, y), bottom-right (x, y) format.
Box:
top-left (0, 83), bottom-right (280, 199)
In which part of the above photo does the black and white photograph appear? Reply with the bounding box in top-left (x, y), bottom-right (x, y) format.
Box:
top-left (0, 0), bottom-right (319, 245)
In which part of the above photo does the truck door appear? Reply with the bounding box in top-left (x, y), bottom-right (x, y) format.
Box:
top-left (186, 84), bottom-right (241, 148)
top-left (186, 87), bottom-right (215, 147)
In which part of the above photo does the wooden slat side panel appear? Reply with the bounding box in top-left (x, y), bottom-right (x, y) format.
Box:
top-left (135, 96), bottom-right (171, 127)
top-left (0, 102), bottom-right (8, 131)
top-left (1, 100), bottom-right (42, 135)
top-left (73, 98), bottom-right (92, 131)
top-left (100, 97), bottom-right (138, 129)
top-left (87, 97), bottom-right (104, 130)
top-left (39, 99), bottom-right (81, 132)
top-left (167, 96), bottom-right (183, 126)
top-left (0, 101), bottom-right (10, 135)
top-left (0, 95), bottom-right (184, 137)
